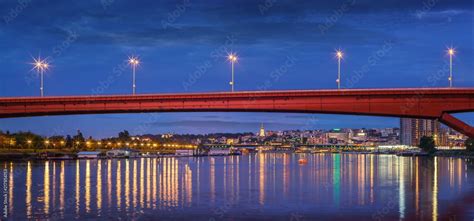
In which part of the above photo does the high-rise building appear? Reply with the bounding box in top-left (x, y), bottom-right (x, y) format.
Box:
top-left (400, 118), bottom-right (447, 146)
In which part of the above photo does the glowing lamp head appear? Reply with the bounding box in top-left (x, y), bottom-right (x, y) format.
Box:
top-left (448, 48), bottom-right (455, 56)
top-left (128, 56), bottom-right (140, 66)
top-left (227, 53), bottom-right (238, 62)
top-left (336, 50), bottom-right (344, 59)
top-left (32, 57), bottom-right (50, 73)
top-left (42, 63), bottom-right (50, 73)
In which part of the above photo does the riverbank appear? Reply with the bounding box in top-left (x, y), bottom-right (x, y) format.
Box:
top-left (0, 148), bottom-right (473, 161)
top-left (434, 150), bottom-right (474, 158)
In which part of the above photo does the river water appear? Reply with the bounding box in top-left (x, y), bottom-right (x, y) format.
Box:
top-left (1, 153), bottom-right (473, 220)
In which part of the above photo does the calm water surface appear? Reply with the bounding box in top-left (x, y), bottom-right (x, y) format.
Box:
top-left (1, 153), bottom-right (474, 220)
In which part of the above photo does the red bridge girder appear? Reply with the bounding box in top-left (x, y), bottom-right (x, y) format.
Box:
top-left (0, 88), bottom-right (473, 137)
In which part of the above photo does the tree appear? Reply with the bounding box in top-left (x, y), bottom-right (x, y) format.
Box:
top-left (118, 130), bottom-right (130, 141)
top-left (419, 136), bottom-right (436, 153)
top-left (49, 135), bottom-right (65, 149)
top-left (73, 130), bottom-right (85, 150)
top-left (65, 135), bottom-right (73, 148)
top-left (465, 138), bottom-right (474, 151)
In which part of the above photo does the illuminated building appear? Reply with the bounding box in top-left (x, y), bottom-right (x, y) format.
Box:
top-left (259, 123), bottom-right (266, 137)
top-left (400, 118), bottom-right (447, 146)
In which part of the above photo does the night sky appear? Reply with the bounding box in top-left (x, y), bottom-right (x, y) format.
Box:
top-left (0, 0), bottom-right (473, 138)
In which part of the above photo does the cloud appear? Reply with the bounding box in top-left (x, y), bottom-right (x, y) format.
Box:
top-left (1, 0), bottom-right (471, 49)
top-left (151, 120), bottom-right (304, 128)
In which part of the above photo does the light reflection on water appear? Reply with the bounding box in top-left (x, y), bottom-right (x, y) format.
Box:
top-left (2, 154), bottom-right (474, 220)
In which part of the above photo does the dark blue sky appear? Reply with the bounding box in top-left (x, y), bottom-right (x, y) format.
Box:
top-left (0, 0), bottom-right (473, 138)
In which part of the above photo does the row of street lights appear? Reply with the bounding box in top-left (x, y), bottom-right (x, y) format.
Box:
top-left (31, 48), bottom-right (457, 97)
top-left (31, 56), bottom-right (142, 97)
top-left (335, 48), bottom-right (456, 89)
top-left (19, 139), bottom-right (196, 149)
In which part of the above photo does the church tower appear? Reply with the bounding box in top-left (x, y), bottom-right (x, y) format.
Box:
top-left (259, 123), bottom-right (266, 137)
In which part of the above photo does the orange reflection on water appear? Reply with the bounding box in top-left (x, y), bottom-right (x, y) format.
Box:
top-left (125, 160), bottom-right (130, 210)
top-left (107, 160), bottom-right (112, 209)
top-left (457, 159), bottom-right (462, 191)
top-left (59, 161), bottom-right (65, 218)
top-left (146, 158), bottom-right (151, 208)
top-left (153, 159), bottom-right (159, 209)
top-left (85, 160), bottom-right (91, 213)
top-left (75, 161), bottom-right (80, 215)
top-left (140, 158), bottom-right (145, 208)
top-left (171, 158), bottom-right (178, 207)
top-left (44, 161), bottom-right (50, 215)
top-left (96, 160), bottom-right (102, 214)
top-left (52, 162), bottom-right (56, 211)
top-left (185, 164), bottom-right (193, 205)
top-left (259, 153), bottom-right (265, 205)
top-left (26, 162), bottom-right (32, 217)
top-left (116, 160), bottom-right (121, 210)
top-left (152, 159), bottom-right (157, 208)
top-left (133, 160), bottom-right (137, 208)
top-left (432, 157), bottom-right (438, 221)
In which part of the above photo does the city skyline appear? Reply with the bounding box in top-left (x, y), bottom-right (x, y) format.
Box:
top-left (0, 0), bottom-right (473, 137)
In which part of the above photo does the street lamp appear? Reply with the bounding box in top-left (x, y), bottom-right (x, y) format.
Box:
top-left (227, 53), bottom-right (238, 92)
top-left (335, 50), bottom-right (344, 89)
top-left (32, 56), bottom-right (50, 97)
top-left (128, 56), bottom-right (140, 95)
top-left (447, 48), bottom-right (455, 88)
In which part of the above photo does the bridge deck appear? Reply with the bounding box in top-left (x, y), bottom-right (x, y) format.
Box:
top-left (0, 88), bottom-right (473, 137)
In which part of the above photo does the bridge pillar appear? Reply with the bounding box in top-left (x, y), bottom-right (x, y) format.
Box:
top-left (439, 113), bottom-right (474, 139)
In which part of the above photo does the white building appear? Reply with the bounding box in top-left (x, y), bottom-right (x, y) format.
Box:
top-left (77, 151), bottom-right (102, 159)
top-left (208, 149), bottom-right (231, 156)
top-left (106, 148), bottom-right (140, 158)
top-left (175, 149), bottom-right (194, 156)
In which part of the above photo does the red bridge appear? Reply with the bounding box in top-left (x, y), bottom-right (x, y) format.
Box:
top-left (0, 88), bottom-right (473, 138)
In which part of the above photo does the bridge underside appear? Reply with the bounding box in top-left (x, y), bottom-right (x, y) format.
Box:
top-left (0, 88), bottom-right (473, 138)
